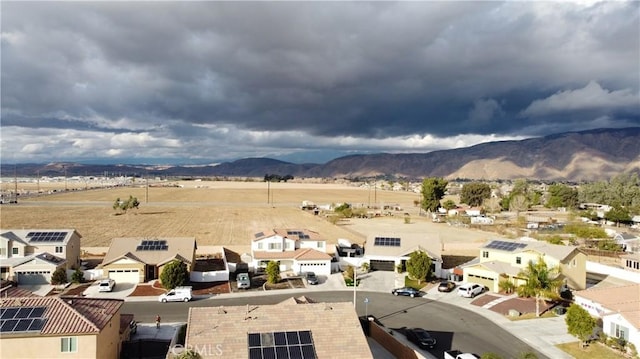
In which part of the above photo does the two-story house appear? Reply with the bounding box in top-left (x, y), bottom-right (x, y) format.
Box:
top-left (251, 229), bottom-right (332, 276)
top-left (462, 238), bottom-right (586, 293)
top-left (0, 229), bottom-right (82, 285)
top-left (0, 296), bottom-right (124, 359)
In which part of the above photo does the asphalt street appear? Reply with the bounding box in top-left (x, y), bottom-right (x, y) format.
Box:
top-left (122, 290), bottom-right (547, 359)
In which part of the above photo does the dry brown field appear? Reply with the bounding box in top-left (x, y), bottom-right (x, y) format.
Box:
top-left (1, 180), bottom-right (493, 255)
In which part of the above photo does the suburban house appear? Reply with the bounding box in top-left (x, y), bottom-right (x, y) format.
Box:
top-left (613, 232), bottom-right (640, 252)
top-left (250, 229), bottom-right (332, 276)
top-left (184, 296), bottom-right (373, 358)
top-left (100, 237), bottom-right (197, 284)
top-left (0, 296), bottom-right (124, 359)
top-left (462, 239), bottom-right (587, 293)
top-left (356, 234), bottom-right (443, 278)
top-left (622, 253), bottom-right (640, 273)
top-left (574, 284), bottom-right (640, 351)
top-left (0, 229), bottom-right (82, 284)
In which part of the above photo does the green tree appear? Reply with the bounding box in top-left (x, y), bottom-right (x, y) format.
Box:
top-left (483, 197), bottom-right (502, 213)
top-left (565, 303), bottom-right (597, 348)
top-left (71, 269), bottom-right (84, 284)
top-left (160, 260), bottom-right (188, 289)
top-left (442, 199), bottom-right (456, 211)
top-left (51, 267), bottom-right (68, 285)
top-left (344, 265), bottom-right (355, 280)
top-left (461, 182), bottom-right (492, 207)
top-left (516, 256), bottom-right (563, 317)
top-left (266, 261), bottom-right (281, 284)
top-left (480, 353), bottom-right (503, 359)
top-left (421, 177), bottom-right (448, 212)
top-left (113, 195), bottom-right (140, 214)
top-left (546, 184), bottom-right (579, 209)
top-left (604, 205), bottom-right (631, 227)
top-left (405, 250), bottom-right (432, 285)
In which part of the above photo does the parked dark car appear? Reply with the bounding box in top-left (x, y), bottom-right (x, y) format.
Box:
top-left (391, 287), bottom-right (422, 298)
top-left (405, 328), bottom-right (437, 349)
top-left (305, 272), bottom-right (319, 285)
top-left (437, 281), bottom-right (456, 292)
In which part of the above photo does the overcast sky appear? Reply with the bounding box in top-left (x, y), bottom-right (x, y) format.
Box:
top-left (2, 1), bottom-right (639, 165)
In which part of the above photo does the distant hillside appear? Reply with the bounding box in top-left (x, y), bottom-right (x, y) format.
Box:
top-left (3, 128), bottom-right (639, 182)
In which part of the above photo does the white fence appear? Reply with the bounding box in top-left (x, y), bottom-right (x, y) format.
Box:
top-left (587, 261), bottom-right (640, 283)
top-left (82, 269), bottom-right (104, 281)
top-left (190, 270), bottom-right (229, 282)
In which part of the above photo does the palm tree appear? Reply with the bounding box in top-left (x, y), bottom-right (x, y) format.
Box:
top-left (516, 256), bottom-right (563, 317)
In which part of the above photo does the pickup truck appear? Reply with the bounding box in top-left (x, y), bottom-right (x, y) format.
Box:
top-left (444, 350), bottom-right (479, 359)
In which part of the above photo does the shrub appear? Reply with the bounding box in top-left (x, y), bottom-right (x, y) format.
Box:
top-left (71, 269), bottom-right (84, 284)
top-left (51, 268), bottom-right (68, 285)
top-left (344, 265), bottom-right (355, 280)
top-left (160, 260), bottom-right (188, 289)
top-left (266, 261), bottom-right (281, 284)
top-left (498, 279), bottom-right (516, 294)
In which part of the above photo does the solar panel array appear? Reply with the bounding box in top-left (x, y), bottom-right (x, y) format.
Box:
top-left (26, 231), bottom-right (66, 242)
top-left (255, 232), bottom-right (265, 239)
top-left (485, 240), bottom-right (527, 252)
top-left (0, 306), bottom-right (47, 333)
top-left (248, 330), bottom-right (316, 359)
top-left (374, 237), bottom-right (401, 247)
top-left (286, 230), bottom-right (310, 239)
top-left (136, 240), bottom-right (168, 251)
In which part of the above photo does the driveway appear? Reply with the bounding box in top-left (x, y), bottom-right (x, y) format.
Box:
top-left (305, 271), bottom-right (405, 293)
top-left (82, 281), bottom-right (137, 299)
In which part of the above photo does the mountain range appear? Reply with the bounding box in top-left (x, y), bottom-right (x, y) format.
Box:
top-left (3, 128), bottom-right (640, 182)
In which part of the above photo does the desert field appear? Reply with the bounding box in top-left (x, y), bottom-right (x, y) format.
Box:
top-left (0, 180), bottom-right (487, 255)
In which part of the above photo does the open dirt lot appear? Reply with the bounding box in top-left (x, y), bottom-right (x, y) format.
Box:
top-left (1, 180), bottom-right (487, 254)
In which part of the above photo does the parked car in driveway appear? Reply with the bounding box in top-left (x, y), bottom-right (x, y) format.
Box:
top-left (457, 283), bottom-right (484, 298)
top-left (305, 272), bottom-right (318, 285)
top-left (405, 327), bottom-right (437, 349)
top-left (438, 281), bottom-right (456, 292)
top-left (236, 273), bottom-right (251, 289)
top-left (98, 279), bottom-right (116, 292)
top-left (391, 287), bottom-right (422, 298)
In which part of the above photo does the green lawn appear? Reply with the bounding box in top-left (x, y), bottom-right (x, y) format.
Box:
top-left (404, 276), bottom-right (427, 290)
top-left (557, 342), bottom-right (627, 359)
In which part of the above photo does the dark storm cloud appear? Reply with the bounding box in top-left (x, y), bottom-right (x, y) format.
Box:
top-left (1, 1), bottom-right (638, 163)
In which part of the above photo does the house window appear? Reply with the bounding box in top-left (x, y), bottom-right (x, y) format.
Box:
top-left (572, 259), bottom-right (577, 267)
top-left (55, 246), bottom-right (64, 253)
top-left (611, 323), bottom-right (629, 340)
top-left (516, 257), bottom-right (521, 265)
top-left (268, 243), bottom-right (282, 250)
top-left (12, 248), bottom-right (19, 255)
top-left (257, 243), bottom-right (263, 250)
top-left (61, 337), bottom-right (78, 353)
top-left (317, 242), bottom-right (323, 248)
top-left (285, 242), bottom-right (291, 249)
top-left (482, 251), bottom-right (489, 258)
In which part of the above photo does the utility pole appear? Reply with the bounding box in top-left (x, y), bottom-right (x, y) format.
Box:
top-left (353, 268), bottom-right (357, 309)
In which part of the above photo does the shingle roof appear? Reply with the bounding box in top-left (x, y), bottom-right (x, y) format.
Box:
top-left (253, 228), bottom-right (324, 242)
top-left (0, 296), bottom-right (123, 335)
top-left (101, 237), bottom-right (196, 267)
top-left (252, 248), bottom-right (331, 261)
top-left (576, 284), bottom-right (640, 329)
top-left (0, 229), bottom-right (79, 246)
top-left (185, 299), bottom-right (372, 359)
top-left (364, 233), bottom-right (442, 260)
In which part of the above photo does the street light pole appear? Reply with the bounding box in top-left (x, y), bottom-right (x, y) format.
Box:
top-left (353, 268), bottom-right (357, 309)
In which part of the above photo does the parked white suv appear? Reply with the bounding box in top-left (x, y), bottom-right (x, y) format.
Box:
top-left (98, 279), bottom-right (116, 292)
top-left (158, 286), bottom-right (192, 302)
top-left (457, 283), bottom-right (484, 298)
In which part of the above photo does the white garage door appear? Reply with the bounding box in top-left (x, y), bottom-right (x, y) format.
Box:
top-left (298, 262), bottom-right (331, 276)
top-left (108, 269), bottom-right (140, 283)
top-left (16, 271), bottom-right (51, 285)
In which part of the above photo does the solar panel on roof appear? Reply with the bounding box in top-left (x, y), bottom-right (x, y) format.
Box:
top-left (0, 306), bottom-right (47, 333)
top-left (248, 330), bottom-right (316, 359)
top-left (27, 231), bottom-right (66, 242)
top-left (136, 240), bottom-right (169, 251)
top-left (485, 240), bottom-right (526, 252)
top-left (373, 237), bottom-right (401, 247)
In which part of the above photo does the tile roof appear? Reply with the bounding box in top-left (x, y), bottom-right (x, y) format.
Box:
top-left (364, 233), bottom-right (442, 260)
top-left (252, 248), bottom-right (331, 261)
top-left (253, 228), bottom-right (324, 242)
top-left (482, 238), bottom-right (578, 261)
top-left (0, 229), bottom-right (79, 246)
top-left (0, 285), bottom-right (39, 298)
top-left (101, 237), bottom-right (196, 267)
top-left (185, 298), bottom-right (372, 359)
top-left (0, 296), bottom-right (123, 335)
top-left (576, 284), bottom-right (640, 328)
